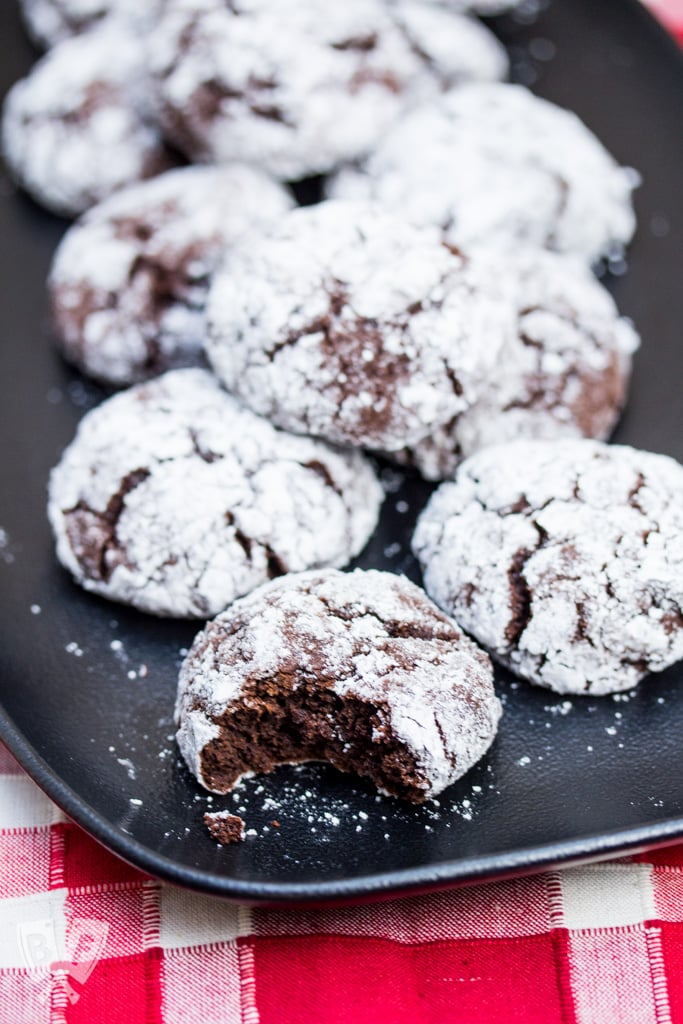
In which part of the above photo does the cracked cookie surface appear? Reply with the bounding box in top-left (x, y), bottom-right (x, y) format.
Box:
top-left (49, 165), bottom-right (293, 386)
top-left (176, 568), bottom-right (502, 801)
top-left (206, 200), bottom-right (513, 452)
top-left (413, 440), bottom-right (683, 695)
top-left (149, 0), bottom-right (506, 179)
top-left (396, 246), bottom-right (640, 480)
top-left (48, 369), bottom-right (383, 618)
top-left (1, 23), bottom-right (172, 217)
top-left (329, 83), bottom-right (636, 264)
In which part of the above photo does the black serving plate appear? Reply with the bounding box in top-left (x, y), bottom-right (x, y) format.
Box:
top-left (1, 0), bottom-right (683, 905)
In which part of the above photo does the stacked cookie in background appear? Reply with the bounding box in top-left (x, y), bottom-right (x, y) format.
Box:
top-left (5, 0), bottom-right (683, 808)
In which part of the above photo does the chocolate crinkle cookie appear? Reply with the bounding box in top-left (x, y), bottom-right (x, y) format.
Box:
top-left (396, 245), bottom-right (640, 480)
top-left (49, 165), bottom-right (294, 386)
top-left (176, 568), bottom-right (502, 802)
top-left (148, 0), bottom-right (507, 180)
top-left (206, 200), bottom-right (513, 453)
top-left (48, 369), bottom-right (383, 618)
top-left (413, 440), bottom-right (683, 696)
top-left (329, 83), bottom-right (636, 265)
top-left (1, 23), bottom-right (172, 217)
top-left (19, 0), bottom-right (164, 49)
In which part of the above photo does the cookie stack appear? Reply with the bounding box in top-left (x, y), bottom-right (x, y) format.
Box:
top-left (6, 0), bottom-right (683, 805)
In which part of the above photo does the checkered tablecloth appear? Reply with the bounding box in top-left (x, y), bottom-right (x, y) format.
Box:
top-left (2, 3), bottom-right (683, 1022)
top-left (3, 735), bottom-right (683, 1024)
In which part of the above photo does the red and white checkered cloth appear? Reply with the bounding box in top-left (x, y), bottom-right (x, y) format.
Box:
top-left (2, 735), bottom-right (683, 1024)
top-left (645, 0), bottom-right (683, 40)
top-left (2, 4), bottom-right (682, 1022)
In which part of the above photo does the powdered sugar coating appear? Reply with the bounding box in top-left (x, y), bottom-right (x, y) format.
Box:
top-left (329, 83), bottom-right (636, 264)
top-left (1, 24), bottom-right (170, 217)
top-left (149, 0), bottom-right (507, 179)
top-left (48, 369), bottom-right (383, 618)
top-left (397, 246), bottom-right (640, 480)
top-left (176, 568), bottom-right (502, 800)
top-left (19, 0), bottom-right (164, 48)
top-left (413, 440), bottom-right (683, 695)
top-left (206, 200), bottom-right (514, 452)
top-left (49, 165), bottom-right (294, 386)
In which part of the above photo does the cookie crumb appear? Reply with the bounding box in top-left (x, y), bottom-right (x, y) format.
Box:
top-left (204, 810), bottom-right (246, 845)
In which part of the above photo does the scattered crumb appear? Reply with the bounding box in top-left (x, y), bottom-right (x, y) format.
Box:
top-left (271, 820), bottom-right (280, 828)
top-left (205, 811), bottom-right (246, 845)
top-left (545, 700), bottom-right (573, 716)
top-left (116, 757), bottom-right (136, 780)
top-left (0, 528), bottom-right (15, 564)
top-left (30, 604), bottom-right (41, 615)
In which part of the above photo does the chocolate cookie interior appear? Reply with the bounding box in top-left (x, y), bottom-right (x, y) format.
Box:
top-left (177, 568), bottom-right (502, 803)
top-left (199, 681), bottom-right (434, 803)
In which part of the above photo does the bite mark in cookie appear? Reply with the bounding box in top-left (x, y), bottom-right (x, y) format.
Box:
top-left (176, 569), bottom-right (502, 802)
